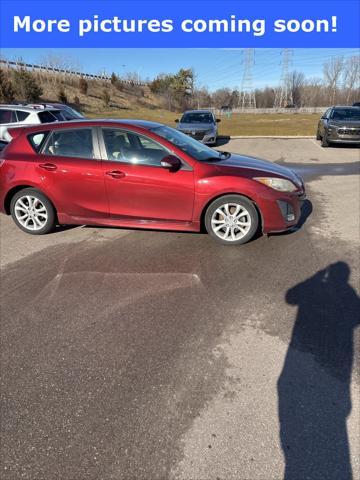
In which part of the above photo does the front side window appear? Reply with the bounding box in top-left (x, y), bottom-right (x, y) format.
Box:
top-left (150, 125), bottom-right (220, 161)
top-left (102, 128), bottom-right (168, 166)
top-left (0, 110), bottom-right (16, 124)
top-left (43, 128), bottom-right (94, 159)
top-left (38, 111), bottom-right (58, 123)
top-left (50, 110), bottom-right (66, 121)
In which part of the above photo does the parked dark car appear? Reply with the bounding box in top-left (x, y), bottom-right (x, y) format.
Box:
top-left (0, 119), bottom-right (305, 245)
top-left (353, 102), bottom-right (360, 107)
top-left (316, 106), bottom-right (360, 147)
top-left (175, 110), bottom-right (220, 146)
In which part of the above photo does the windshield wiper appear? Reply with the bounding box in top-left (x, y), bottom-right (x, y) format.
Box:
top-left (202, 151), bottom-right (231, 162)
top-left (219, 151), bottom-right (231, 159)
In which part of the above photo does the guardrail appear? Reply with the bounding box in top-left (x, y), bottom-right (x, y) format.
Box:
top-left (217, 107), bottom-right (328, 114)
top-left (0, 59), bottom-right (148, 86)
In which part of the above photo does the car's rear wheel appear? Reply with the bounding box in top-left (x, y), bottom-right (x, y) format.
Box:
top-left (10, 188), bottom-right (56, 235)
top-left (205, 195), bottom-right (259, 245)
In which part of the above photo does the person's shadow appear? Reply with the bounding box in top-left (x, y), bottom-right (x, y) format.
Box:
top-left (278, 262), bottom-right (360, 480)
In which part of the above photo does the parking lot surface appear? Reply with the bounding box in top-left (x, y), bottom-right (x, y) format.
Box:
top-left (1, 139), bottom-right (359, 480)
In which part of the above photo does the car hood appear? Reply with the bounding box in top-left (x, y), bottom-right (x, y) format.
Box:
top-left (328, 120), bottom-right (360, 127)
top-left (212, 153), bottom-right (302, 185)
top-left (178, 123), bottom-right (215, 131)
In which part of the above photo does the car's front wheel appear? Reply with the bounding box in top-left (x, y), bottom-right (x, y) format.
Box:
top-left (321, 133), bottom-right (331, 147)
top-left (10, 188), bottom-right (56, 235)
top-left (205, 194), bottom-right (259, 245)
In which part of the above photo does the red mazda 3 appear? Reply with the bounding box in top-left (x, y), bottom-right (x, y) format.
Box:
top-left (0, 120), bottom-right (305, 245)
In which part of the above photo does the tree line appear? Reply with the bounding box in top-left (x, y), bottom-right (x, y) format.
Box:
top-left (150, 56), bottom-right (359, 110)
top-left (1, 55), bottom-right (359, 111)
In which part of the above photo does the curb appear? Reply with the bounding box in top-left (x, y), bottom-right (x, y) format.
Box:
top-left (229, 136), bottom-right (315, 139)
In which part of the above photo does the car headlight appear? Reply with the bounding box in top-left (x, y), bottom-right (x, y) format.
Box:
top-left (206, 129), bottom-right (216, 135)
top-left (253, 177), bottom-right (297, 192)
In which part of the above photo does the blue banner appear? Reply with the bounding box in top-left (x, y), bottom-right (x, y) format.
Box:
top-left (0, 0), bottom-right (359, 48)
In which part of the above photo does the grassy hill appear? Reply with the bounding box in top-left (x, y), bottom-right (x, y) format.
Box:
top-left (26, 74), bottom-right (319, 136)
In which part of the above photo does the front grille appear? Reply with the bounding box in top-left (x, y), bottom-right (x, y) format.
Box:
top-left (184, 130), bottom-right (206, 141)
top-left (337, 128), bottom-right (360, 136)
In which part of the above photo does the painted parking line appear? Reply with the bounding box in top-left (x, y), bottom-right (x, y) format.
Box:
top-left (311, 139), bottom-right (324, 150)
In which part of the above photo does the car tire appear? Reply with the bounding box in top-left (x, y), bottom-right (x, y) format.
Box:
top-left (316, 130), bottom-right (321, 140)
top-left (321, 133), bottom-right (331, 147)
top-left (205, 194), bottom-right (259, 245)
top-left (10, 188), bottom-right (56, 235)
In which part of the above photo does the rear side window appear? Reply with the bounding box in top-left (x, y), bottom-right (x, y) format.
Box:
top-left (38, 111), bottom-right (57, 123)
top-left (28, 132), bottom-right (49, 152)
top-left (43, 128), bottom-right (94, 159)
top-left (0, 110), bottom-right (17, 124)
top-left (16, 111), bottom-right (30, 122)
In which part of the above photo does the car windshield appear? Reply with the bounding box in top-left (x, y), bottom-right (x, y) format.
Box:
top-left (330, 108), bottom-right (360, 121)
top-left (180, 112), bottom-right (214, 124)
top-left (150, 125), bottom-right (222, 161)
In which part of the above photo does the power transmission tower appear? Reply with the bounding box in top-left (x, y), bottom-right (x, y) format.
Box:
top-left (274, 49), bottom-right (293, 108)
top-left (239, 49), bottom-right (256, 109)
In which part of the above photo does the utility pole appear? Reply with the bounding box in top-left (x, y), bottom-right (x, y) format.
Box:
top-left (239, 49), bottom-right (256, 109)
top-left (274, 49), bottom-right (293, 108)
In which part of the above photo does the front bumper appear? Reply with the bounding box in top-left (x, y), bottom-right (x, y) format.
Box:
top-left (327, 127), bottom-right (360, 143)
top-left (179, 130), bottom-right (217, 145)
top-left (260, 190), bottom-right (306, 234)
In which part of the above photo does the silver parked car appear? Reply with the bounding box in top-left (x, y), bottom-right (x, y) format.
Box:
top-left (175, 110), bottom-right (220, 146)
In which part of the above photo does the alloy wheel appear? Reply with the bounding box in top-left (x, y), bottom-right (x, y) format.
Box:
top-left (14, 195), bottom-right (48, 231)
top-left (210, 203), bottom-right (252, 242)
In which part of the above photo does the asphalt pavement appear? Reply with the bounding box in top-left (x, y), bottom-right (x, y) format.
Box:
top-left (1, 138), bottom-right (359, 480)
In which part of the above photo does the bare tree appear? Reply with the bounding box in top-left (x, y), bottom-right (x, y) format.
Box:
top-left (287, 71), bottom-right (305, 106)
top-left (343, 56), bottom-right (360, 103)
top-left (323, 56), bottom-right (344, 104)
top-left (39, 53), bottom-right (81, 72)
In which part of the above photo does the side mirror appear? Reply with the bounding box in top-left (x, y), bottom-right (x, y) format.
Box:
top-left (216, 118), bottom-right (221, 123)
top-left (175, 119), bottom-right (179, 123)
top-left (321, 116), bottom-right (327, 119)
top-left (161, 155), bottom-right (182, 172)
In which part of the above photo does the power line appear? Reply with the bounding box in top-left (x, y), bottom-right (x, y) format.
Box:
top-left (274, 49), bottom-right (293, 108)
top-left (239, 49), bottom-right (256, 108)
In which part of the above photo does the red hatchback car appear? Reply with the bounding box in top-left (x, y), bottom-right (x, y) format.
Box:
top-left (0, 120), bottom-right (305, 245)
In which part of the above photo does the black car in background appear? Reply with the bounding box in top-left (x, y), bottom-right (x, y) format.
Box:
top-left (317, 106), bottom-right (360, 147)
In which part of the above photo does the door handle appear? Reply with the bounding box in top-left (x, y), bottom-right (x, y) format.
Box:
top-left (106, 170), bottom-right (126, 179)
top-left (39, 163), bottom-right (57, 171)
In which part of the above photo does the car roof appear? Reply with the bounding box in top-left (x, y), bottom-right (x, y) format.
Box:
top-left (182, 110), bottom-right (214, 114)
top-left (332, 105), bottom-right (360, 109)
top-left (0, 105), bottom-right (61, 113)
top-left (6, 119), bottom-right (165, 134)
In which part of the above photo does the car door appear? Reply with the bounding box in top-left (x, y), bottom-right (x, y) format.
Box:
top-left (34, 127), bottom-right (108, 218)
top-left (99, 127), bottom-right (194, 222)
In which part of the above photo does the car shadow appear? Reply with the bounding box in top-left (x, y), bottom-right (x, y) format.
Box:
top-left (215, 135), bottom-right (231, 147)
top-left (315, 140), bottom-right (360, 149)
top-left (278, 262), bottom-right (360, 479)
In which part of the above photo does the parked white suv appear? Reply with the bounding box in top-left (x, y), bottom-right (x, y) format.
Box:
top-left (0, 105), bottom-right (71, 142)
